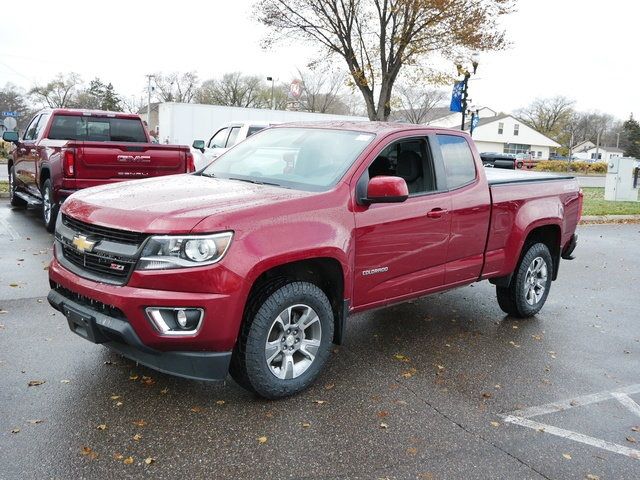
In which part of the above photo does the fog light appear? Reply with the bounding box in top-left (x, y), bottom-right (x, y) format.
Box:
top-left (176, 309), bottom-right (187, 328)
top-left (145, 307), bottom-right (204, 335)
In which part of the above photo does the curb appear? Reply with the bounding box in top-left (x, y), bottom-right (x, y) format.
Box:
top-left (581, 214), bottom-right (640, 224)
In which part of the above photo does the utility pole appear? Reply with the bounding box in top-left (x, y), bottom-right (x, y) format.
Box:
top-left (616, 132), bottom-right (620, 149)
top-left (145, 74), bottom-right (155, 125)
top-left (594, 130), bottom-right (601, 163)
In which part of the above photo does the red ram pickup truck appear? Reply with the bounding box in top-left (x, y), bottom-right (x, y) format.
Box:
top-left (2, 109), bottom-right (195, 232)
top-left (47, 122), bottom-right (582, 398)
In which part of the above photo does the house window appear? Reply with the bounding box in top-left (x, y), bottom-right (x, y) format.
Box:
top-left (503, 143), bottom-right (531, 155)
top-left (514, 124), bottom-right (520, 136)
top-left (537, 151), bottom-right (542, 158)
top-left (498, 122), bottom-right (504, 135)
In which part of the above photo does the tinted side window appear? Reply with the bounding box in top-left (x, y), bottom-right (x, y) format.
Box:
top-left (23, 115), bottom-right (42, 141)
top-left (437, 135), bottom-right (476, 189)
top-left (226, 126), bottom-right (241, 147)
top-left (208, 128), bottom-right (229, 148)
top-left (247, 126), bottom-right (266, 137)
top-left (34, 113), bottom-right (50, 139)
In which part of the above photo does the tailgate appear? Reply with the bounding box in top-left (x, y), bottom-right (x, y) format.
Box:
top-left (75, 142), bottom-right (187, 180)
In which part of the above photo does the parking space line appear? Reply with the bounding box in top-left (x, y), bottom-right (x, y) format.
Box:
top-left (0, 218), bottom-right (20, 240)
top-left (611, 392), bottom-right (640, 418)
top-left (505, 384), bottom-right (640, 419)
top-left (502, 415), bottom-right (640, 460)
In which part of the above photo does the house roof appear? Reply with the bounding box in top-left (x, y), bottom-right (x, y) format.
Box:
top-left (469, 113), bottom-right (561, 148)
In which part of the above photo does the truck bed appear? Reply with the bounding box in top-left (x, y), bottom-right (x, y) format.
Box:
top-left (485, 168), bottom-right (574, 185)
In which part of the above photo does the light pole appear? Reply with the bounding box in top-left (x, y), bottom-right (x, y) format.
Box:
top-left (145, 74), bottom-right (155, 124)
top-left (456, 54), bottom-right (479, 131)
top-left (266, 76), bottom-right (275, 110)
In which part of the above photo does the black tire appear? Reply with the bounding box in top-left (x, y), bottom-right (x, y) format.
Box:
top-left (496, 242), bottom-right (553, 318)
top-left (230, 281), bottom-right (334, 399)
top-left (8, 166), bottom-right (26, 208)
top-left (41, 179), bottom-right (59, 233)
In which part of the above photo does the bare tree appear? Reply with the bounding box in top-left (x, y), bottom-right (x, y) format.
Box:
top-left (297, 68), bottom-right (346, 114)
top-left (29, 73), bottom-right (83, 108)
top-left (195, 73), bottom-right (265, 107)
top-left (393, 85), bottom-right (447, 124)
top-left (515, 96), bottom-right (576, 138)
top-left (153, 72), bottom-right (199, 103)
top-left (0, 83), bottom-right (33, 130)
top-left (256, 0), bottom-right (514, 121)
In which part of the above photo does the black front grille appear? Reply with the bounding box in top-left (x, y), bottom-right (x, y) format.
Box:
top-left (62, 214), bottom-right (146, 245)
top-left (62, 244), bottom-right (136, 281)
top-left (52, 282), bottom-right (126, 320)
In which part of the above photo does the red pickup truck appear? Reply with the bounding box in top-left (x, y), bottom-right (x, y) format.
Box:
top-left (47, 122), bottom-right (581, 398)
top-left (3, 109), bottom-right (194, 232)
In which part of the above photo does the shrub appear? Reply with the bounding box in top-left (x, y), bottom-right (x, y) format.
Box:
top-left (588, 162), bottom-right (607, 174)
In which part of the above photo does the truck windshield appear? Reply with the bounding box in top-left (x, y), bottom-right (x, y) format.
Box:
top-left (202, 127), bottom-right (375, 190)
top-left (48, 115), bottom-right (147, 142)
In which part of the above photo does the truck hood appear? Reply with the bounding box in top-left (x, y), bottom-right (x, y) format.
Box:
top-left (62, 174), bottom-right (311, 233)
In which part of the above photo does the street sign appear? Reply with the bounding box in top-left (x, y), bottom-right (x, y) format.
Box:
top-left (3, 117), bottom-right (17, 131)
top-left (289, 80), bottom-right (302, 99)
top-left (2, 111), bottom-right (19, 117)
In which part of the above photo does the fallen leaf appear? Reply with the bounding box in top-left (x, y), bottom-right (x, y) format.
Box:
top-left (28, 380), bottom-right (45, 387)
top-left (532, 334), bottom-right (543, 341)
top-left (144, 457), bottom-right (155, 465)
top-left (115, 401), bottom-right (123, 407)
top-left (301, 422), bottom-right (311, 428)
top-left (0, 309), bottom-right (7, 314)
top-left (562, 453), bottom-right (572, 460)
top-left (258, 436), bottom-right (267, 444)
top-left (512, 325), bottom-right (518, 329)
top-left (160, 388), bottom-right (169, 394)
top-left (509, 341), bottom-right (521, 348)
top-left (60, 379), bottom-right (70, 384)
top-left (190, 406), bottom-right (203, 413)
top-left (436, 364), bottom-right (445, 371)
top-left (96, 424), bottom-right (107, 430)
top-left (9, 283), bottom-right (19, 288)
top-left (133, 434), bottom-right (142, 441)
top-left (394, 354), bottom-right (410, 362)
top-left (632, 426), bottom-right (640, 432)
top-left (27, 419), bottom-right (44, 424)
top-left (490, 421), bottom-right (500, 427)
top-left (626, 436), bottom-right (637, 443)
top-left (215, 400), bottom-right (225, 405)
top-left (141, 376), bottom-right (155, 386)
top-left (81, 446), bottom-right (93, 456)
top-left (133, 420), bottom-right (147, 427)
top-left (114, 453), bottom-right (124, 460)
top-left (380, 422), bottom-right (388, 429)
top-left (585, 475), bottom-right (600, 480)
top-left (11, 428), bottom-right (20, 434)
top-left (123, 456), bottom-right (134, 465)
top-left (324, 383), bottom-right (335, 390)
top-left (407, 447), bottom-right (418, 455)
top-left (312, 400), bottom-right (326, 405)
top-left (129, 374), bottom-right (139, 381)
top-left (570, 400), bottom-right (579, 406)
top-left (377, 410), bottom-right (389, 418)
top-left (482, 392), bottom-right (493, 399)
top-left (110, 395), bottom-right (120, 400)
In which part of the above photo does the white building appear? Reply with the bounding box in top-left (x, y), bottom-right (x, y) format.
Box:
top-left (573, 146), bottom-right (624, 163)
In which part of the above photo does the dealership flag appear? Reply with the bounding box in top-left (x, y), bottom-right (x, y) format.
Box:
top-left (450, 81), bottom-right (464, 112)
top-left (471, 113), bottom-right (480, 130)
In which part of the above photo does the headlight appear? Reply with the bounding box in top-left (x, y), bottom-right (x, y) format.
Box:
top-left (137, 232), bottom-right (233, 270)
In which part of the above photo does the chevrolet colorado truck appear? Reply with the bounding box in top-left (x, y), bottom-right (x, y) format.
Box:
top-left (47, 122), bottom-right (581, 399)
top-left (2, 109), bottom-right (195, 232)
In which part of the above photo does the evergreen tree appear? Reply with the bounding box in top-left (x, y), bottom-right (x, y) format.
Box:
top-left (622, 115), bottom-right (640, 158)
top-left (101, 83), bottom-right (121, 111)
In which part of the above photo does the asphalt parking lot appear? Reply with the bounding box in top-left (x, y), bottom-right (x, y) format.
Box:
top-left (1, 201), bottom-right (639, 480)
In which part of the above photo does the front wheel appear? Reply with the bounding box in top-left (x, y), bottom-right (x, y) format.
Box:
top-left (41, 179), bottom-right (59, 233)
top-left (496, 242), bottom-right (553, 318)
top-left (8, 166), bottom-right (26, 207)
top-left (230, 281), bottom-right (334, 399)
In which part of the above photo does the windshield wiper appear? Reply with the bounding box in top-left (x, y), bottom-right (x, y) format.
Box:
top-left (228, 177), bottom-right (282, 187)
top-left (200, 171), bottom-right (215, 178)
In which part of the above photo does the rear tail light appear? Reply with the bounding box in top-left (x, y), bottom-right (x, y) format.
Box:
top-left (578, 189), bottom-right (584, 221)
top-left (186, 152), bottom-right (195, 173)
top-left (64, 149), bottom-right (75, 177)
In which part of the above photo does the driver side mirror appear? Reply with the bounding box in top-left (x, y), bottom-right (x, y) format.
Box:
top-left (365, 176), bottom-right (409, 204)
top-left (2, 131), bottom-right (19, 144)
top-left (192, 140), bottom-right (205, 153)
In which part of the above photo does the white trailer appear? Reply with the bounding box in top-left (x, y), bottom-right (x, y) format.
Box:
top-left (155, 102), bottom-right (368, 146)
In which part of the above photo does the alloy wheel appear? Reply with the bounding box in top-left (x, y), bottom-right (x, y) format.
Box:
top-left (523, 256), bottom-right (548, 305)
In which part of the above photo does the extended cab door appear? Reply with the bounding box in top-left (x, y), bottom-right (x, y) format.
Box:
top-left (15, 113), bottom-right (47, 196)
top-left (352, 135), bottom-right (451, 308)
top-left (432, 134), bottom-right (491, 285)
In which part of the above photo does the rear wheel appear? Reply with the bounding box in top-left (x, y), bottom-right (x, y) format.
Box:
top-left (230, 281), bottom-right (334, 399)
top-left (8, 166), bottom-right (26, 207)
top-left (496, 242), bottom-right (553, 318)
top-left (41, 179), bottom-right (59, 233)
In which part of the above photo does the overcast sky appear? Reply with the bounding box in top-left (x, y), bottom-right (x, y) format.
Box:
top-left (0, 0), bottom-right (636, 120)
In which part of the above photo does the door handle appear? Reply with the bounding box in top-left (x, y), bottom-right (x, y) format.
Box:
top-left (426, 208), bottom-right (448, 219)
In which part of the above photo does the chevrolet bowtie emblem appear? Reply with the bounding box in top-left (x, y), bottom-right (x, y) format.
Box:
top-left (72, 235), bottom-right (97, 253)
